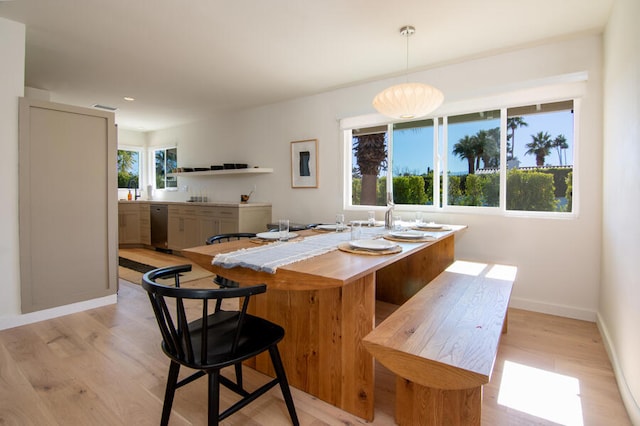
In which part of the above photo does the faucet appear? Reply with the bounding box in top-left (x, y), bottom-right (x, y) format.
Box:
top-left (384, 192), bottom-right (394, 230)
top-left (128, 178), bottom-right (141, 200)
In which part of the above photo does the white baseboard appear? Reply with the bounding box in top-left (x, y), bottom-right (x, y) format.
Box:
top-left (509, 296), bottom-right (597, 322)
top-left (596, 313), bottom-right (640, 426)
top-left (0, 294), bottom-right (117, 331)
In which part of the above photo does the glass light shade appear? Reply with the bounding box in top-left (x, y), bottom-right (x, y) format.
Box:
top-left (372, 82), bottom-right (444, 119)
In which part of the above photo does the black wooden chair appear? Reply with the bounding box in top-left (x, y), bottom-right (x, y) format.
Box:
top-left (142, 265), bottom-right (299, 426)
top-left (205, 233), bottom-right (256, 289)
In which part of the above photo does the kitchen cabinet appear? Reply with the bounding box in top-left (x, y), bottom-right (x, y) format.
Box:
top-left (166, 203), bottom-right (271, 252)
top-left (139, 203), bottom-right (150, 245)
top-left (118, 203), bottom-right (141, 244)
top-left (197, 206), bottom-right (239, 244)
top-left (167, 205), bottom-right (200, 251)
top-left (121, 201), bottom-right (271, 252)
top-left (118, 202), bottom-right (150, 245)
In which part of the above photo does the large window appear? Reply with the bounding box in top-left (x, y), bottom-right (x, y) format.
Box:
top-left (346, 100), bottom-right (575, 215)
top-left (154, 147), bottom-right (177, 189)
top-left (117, 149), bottom-right (140, 189)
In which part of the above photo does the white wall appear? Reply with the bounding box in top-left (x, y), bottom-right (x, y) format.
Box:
top-left (118, 128), bottom-right (146, 147)
top-left (0, 17), bottom-right (25, 319)
top-left (149, 34), bottom-right (604, 321)
top-left (600, 0), bottom-right (640, 422)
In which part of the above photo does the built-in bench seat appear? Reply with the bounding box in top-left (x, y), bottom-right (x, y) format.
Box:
top-left (363, 260), bottom-right (516, 426)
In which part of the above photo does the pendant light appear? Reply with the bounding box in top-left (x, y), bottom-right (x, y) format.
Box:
top-left (372, 26), bottom-right (444, 119)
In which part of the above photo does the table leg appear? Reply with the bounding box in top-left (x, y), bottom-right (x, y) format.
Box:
top-left (246, 273), bottom-right (376, 420)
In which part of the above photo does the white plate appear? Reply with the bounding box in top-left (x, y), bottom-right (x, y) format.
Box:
top-left (316, 224), bottom-right (338, 231)
top-left (256, 231), bottom-right (298, 240)
top-left (389, 230), bottom-right (424, 239)
top-left (416, 223), bottom-right (444, 230)
top-left (349, 239), bottom-right (397, 250)
top-left (350, 220), bottom-right (385, 227)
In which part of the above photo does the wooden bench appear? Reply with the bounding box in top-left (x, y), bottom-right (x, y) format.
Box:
top-left (363, 260), bottom-right (516, 426)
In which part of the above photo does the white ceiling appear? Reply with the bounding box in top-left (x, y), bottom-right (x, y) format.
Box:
top-left (1, 0), bottom-right (614, 131)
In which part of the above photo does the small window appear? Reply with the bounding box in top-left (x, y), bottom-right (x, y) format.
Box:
top-left (506, 101), bottom-right (574, 212)
top-left (447, 110), bottom-right (501, 207)
top-left (351, 126), bottom-right (388, 206)
top-left (154, 147), bottom-right (177, 189)
top-left (392, 119), bottom-right (435, 205)
top-left (117, 149), bottom-right (140, 189)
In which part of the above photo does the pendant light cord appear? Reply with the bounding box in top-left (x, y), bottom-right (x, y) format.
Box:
top-left (405, 29), bottom-right (410, 83)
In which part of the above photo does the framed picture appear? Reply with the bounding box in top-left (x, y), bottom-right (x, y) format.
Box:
top-left (291, 139), bottom-right (318, 188)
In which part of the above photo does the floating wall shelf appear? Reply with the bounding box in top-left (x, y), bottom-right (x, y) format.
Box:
top-left (168, 167), bottom-right (273, 177)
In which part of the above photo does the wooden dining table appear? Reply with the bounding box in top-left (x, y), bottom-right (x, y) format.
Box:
top-left (182, 226), bottom-right (465, 421)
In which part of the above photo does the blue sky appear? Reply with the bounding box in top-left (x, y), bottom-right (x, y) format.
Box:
top-left (390, 110), bottom-right (574, 175)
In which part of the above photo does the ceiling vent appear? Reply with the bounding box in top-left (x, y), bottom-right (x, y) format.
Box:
top-left (92, 104), bottom-right (118, 111)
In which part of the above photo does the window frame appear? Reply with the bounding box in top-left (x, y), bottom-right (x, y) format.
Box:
top-left (342, 82), bottom-right (583, 219)
top-left (153, 146), bottom-right (178, 191)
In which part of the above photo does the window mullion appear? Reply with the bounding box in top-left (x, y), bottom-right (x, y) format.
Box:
top-left (500, 108), bottom-right (508, 212)
top-left (442, 116), bottom-right (449, 208)
top-left (387, 123), bottom-right (393, 204)
top-left (433, 117), bottom-right (440, 208)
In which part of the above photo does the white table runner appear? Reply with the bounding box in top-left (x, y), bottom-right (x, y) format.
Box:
top-left (213, 227), bottom-right (386, 273)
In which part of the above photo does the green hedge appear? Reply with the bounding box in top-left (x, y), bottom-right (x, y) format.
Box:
top-left (506, 169), bottom-right (557, 211)
top-left (353, 168), bottom-right (566, 211)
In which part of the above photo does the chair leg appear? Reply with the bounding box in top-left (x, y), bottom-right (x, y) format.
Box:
top-left (269, 346), bottom-right (300, 426)
top-left (234, 362), bottom-right (244, 390)
top-left (208, 370), bottom-right (220, 426)
top-left (161, 361), bottom-right (181, 426)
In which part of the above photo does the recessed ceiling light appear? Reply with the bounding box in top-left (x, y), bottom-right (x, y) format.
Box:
top-left (123, 96), bottom-right (135, 102)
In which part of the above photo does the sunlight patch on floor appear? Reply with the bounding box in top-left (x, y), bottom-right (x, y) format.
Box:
top-left (498, 360), bottom-right (584, 426)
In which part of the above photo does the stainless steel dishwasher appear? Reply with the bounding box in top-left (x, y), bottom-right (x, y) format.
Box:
top-left (150, 204), bottom-right (168, 249)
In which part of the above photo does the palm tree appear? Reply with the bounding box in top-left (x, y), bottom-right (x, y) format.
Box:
top-left (553, 134), bottom-right (568, 166)
top-left (507, 116), bottom-right (528, 160)
top-left (453, 135), bottom-right (477, 174)
top-left (117, 150), bottom-right (138, 188)
top-left (353, 132), bottom-right (387, 205)
top-left (481, 127), bottom-right (500, 169)
top-left (525, 131), bottom-right (553, 167)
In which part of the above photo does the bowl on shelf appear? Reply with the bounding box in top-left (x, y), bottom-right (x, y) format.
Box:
top-left (210, 165), bottom-right (224, 170)
top-left (194, 167), bottom-right (209, 171)
top-left (235, 163), bottom-right (248, 169)
top-left (223, 163), bottom-right (236, 169)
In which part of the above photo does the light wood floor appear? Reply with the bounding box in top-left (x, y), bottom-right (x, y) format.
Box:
top-left (0, 253), bottom-right (631, 425)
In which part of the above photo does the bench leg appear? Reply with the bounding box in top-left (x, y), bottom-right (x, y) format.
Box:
top-left (396, 377), bottom-right (482, 426)
top-left (502, 309), bottom-right (509, 334)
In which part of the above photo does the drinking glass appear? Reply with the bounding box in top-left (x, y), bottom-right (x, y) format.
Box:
top-left (414, 212), bottom-right (423, 225)
top-left (393, 215), bottom-right (402, 231)
top-left (367, 210), bottom-right (376, 227)
top-left (351, 221), bottom-right (362, 240)
top-left (336, 213), bottom-right (346, 232)
top-left (278, 219), bottom-right (290, 241)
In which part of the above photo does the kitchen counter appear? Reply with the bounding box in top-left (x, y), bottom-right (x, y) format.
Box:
top-left (118, 200), bottom-right (272, 249)
top-left (118, 200), bottom-right (271, 208)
